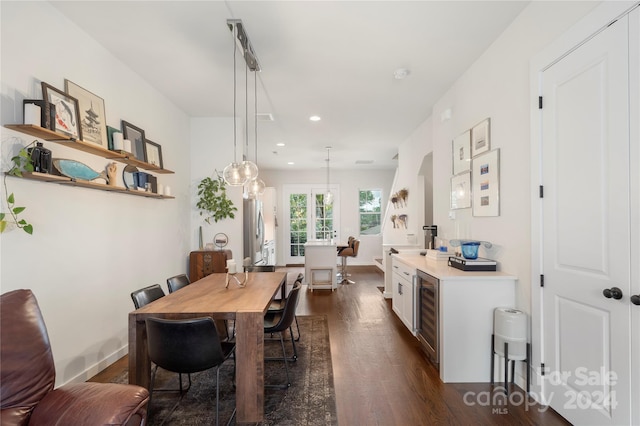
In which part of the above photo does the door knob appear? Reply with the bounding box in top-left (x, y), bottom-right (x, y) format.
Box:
top-left (602, 287), bottom-right (623, 300)
top-left (631, 295), bottom-right (640, 306)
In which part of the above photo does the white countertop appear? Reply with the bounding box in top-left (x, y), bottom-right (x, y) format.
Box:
top-left (304, 240), bottom-right (336, 247)
top-left (391, 253), bottom-right (517, 281)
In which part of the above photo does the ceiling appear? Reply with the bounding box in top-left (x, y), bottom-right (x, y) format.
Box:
top-left (50, 1), bottom-right (529, 171)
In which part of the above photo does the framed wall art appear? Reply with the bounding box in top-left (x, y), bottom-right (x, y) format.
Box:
top-left (450, 172), bottom-right (471, 209)
top-left (121, 120), bottom-right (147, 162)
top-left (472, 148), bottom-right (500, 217)
top-left (452, 130), bottom-right (471, 175)
top-left (145, 139), bottom-right (163, 168)
top-left (64, 80), bottom-right (108, 147)
top-left (471, 118), bottom-right (490, 157)
top-left (41, 82), bottom-right (82, 140)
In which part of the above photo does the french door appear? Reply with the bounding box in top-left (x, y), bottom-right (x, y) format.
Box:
top-left (540, 14), bottom-right (632, 425)
top-left (282, 184), bottom-right (340, 265)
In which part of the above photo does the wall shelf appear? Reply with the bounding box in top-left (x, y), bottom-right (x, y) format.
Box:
top-left (5, 124), bottom-right (174, 174)
top-left (10, 172), bottom-right (174, 199)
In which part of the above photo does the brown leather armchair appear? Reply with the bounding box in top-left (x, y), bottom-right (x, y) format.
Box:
top-left (1, 289), bottom-right (149, 426)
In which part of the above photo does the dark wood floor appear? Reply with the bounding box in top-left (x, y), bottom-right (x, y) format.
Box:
top-left (92, 266), bottom-right (571, 425)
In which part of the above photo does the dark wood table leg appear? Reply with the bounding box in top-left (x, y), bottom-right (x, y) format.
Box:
top-left (235, 310), bottom-right (264, 424)
top-left (128, 313), bottom-right (150, 389)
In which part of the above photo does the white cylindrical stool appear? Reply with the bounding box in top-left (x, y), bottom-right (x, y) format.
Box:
top-left (491, 307), bottom-right (530, 396)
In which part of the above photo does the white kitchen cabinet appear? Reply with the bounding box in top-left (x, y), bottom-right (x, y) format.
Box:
top-left (304, 241), bottom-right (338, 291)
top-left (391, 257), bottom-right (417, 335)
top-left (391, 253), bottom-right (517, 383)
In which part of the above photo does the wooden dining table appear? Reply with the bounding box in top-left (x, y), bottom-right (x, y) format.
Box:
top-left (128, 271), bottom-right (287, 424)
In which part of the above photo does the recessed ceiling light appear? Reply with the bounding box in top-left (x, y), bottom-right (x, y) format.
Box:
top-left (394, 68), bottom-right (410, 80)
top-left (287, 162), bottom-right (295, 165)
top-left (276, 143), bottom-right (285, 147)
top-left (309, 115), bottom-right (321, 122)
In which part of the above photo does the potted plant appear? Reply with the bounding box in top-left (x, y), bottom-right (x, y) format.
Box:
top-left (196, 172), bottom-right (237, 224)
top-left (1, 141), bottom-right (35, 234)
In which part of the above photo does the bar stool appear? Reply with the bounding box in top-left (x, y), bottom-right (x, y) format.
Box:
top-left (491, 307), bottom-right (530, 396)
top-left (337, 236), bottom-right (355, 279)
top-left (337, 239), bottom-right (359, 284)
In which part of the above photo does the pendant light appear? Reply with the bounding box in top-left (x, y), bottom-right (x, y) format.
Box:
top-left (247, 67), bottom-right (266, 199)
top-left (240, 55), bottom-right (258, 185)
top-left (325, 146), bottom-right (334, 205)
top-left (223, 23), bottom-right (247, 186)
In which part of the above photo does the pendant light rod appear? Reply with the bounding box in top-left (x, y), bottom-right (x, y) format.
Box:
top-left (245, 56), bottom-right (249, 161)
top-left (233, 30), bottom-right (237, 163)
top-left (223, 22), bottom-right (247, 186)
top-left (254, 68), bottom-right (258, 164)
top-left (325, 146), bottom-right (333, 205)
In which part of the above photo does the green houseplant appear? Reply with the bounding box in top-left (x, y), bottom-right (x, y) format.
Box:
top-left (196, 173), bottom-right (237, 224)
top-left (1, 141), bottom-right (36, 234)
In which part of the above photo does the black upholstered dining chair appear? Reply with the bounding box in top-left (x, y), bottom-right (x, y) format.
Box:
top-left (267, 273), bottom-right (304, 342)
top-left (263, 281), bottom-right (302, 389)
top-left (130, 284), bottom-right (165, 309)
top-left (145, 317), bottom-right (236, 426)
top-left (131, 283), bottom-right (195, 395)
top-left (166, 274), bottom-right (190, 293)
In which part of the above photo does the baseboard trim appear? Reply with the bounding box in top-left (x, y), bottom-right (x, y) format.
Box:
top-left (60, 346), bottom-right (128, 386)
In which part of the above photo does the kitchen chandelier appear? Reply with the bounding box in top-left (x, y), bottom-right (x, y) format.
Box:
top-left (325, 146), bottom-right (334, 206)
top-left (223, 19), bottom-right (260, 187)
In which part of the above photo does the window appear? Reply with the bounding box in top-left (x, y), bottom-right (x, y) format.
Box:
top-left (359, 189), bottom-right (382, 235)
top-left (289, 193), bottom-right (308, 256)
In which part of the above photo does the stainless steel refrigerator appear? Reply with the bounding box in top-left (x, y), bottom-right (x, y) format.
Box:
top-left (243, 198), bottom-right (266, 266)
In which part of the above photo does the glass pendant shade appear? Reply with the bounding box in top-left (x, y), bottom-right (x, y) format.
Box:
top-left (223, 162), bottom-right (247, 186)
top-left (325, 190), bottom-right (334, 205)
top-left (240, 160), bottom-right (259, 181)
top-left (246, 177), bottom-right (266, 199)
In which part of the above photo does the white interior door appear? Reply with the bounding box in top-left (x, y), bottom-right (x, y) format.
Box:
top-left (282, 184), bottom-right (340, 265)
top-left (540, 16), bottom-right (631, 426)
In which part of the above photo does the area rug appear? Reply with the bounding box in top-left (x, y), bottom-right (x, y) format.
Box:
top-left (112, 315), bottom-right (337, 425)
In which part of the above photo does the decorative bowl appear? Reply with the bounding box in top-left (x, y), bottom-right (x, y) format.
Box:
top-left (461, 241), bottom-right (481, 259)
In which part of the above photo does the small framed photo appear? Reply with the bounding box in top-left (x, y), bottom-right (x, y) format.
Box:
top-left (452, 130), bottom-right (471, 175)
top-left (471, 118), bottom-right (490, 157)
top-left (64, 80), bottom-right (108, 148)
top-left (121, 120), bottom-right (147, 162)
top-left (41, 82), bottom-right (82, 140)
top-left (472, 149), bottom-right (500, 217)
top-left (145, 139), bottom-right (163, 168)
top-left (450, 172), bottom-right (471, 209)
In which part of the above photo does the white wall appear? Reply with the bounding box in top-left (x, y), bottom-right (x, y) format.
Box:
top-left (258, 168), bottom-right (395, 266)
top-left (190, 117), bottom-right (244, 260)
top-left (397, 1), bottom-right (599, 311)
top-left (383, 117), bottom-right (433, 247)
top-left (0, 2), bottom-right (191, 385)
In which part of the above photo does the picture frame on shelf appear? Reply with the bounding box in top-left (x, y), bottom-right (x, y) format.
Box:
top-left (41, 82), bottom-right (82, 140)
top-left (471, 118), bottom-right (490, 157)
top-left (472, 148), bottom-right (500, 217)
top-left (64, 80), bottom-right (108, 148)
top-left (106, 126), bottom-right (120, 151)
top-left (452, 130), bottom-right (471, 175)
top-left (450, 172), bottom-right (471, 209)
top-left (144, 139), bottom-right (163, 169)
top-left (121, 120), bottom-right (147, 162)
